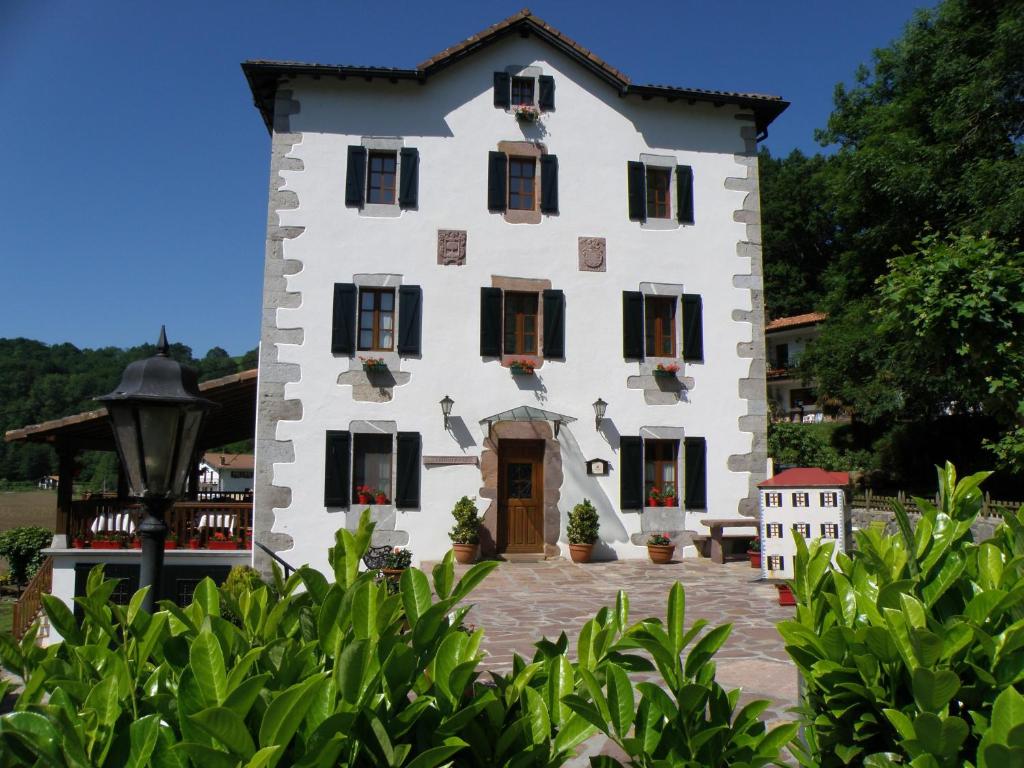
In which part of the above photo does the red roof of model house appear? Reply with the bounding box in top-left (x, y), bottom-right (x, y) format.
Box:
top-left (758, 468), bottom-right (849, 488)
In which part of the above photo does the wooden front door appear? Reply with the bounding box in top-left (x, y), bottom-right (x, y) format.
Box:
top-left (498, 439), bottom-right (544, 554)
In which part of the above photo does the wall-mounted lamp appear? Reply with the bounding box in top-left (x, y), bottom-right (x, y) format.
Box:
top-left (440, 395), bottom-right (454, 430)
top-left (592, 397), bottom-right (607, 431)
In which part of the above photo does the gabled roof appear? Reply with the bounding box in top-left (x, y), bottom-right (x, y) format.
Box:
top-left (765, 312), bottom-right (827, 333)
top-left (759, 468), bottom-right (849, 488)
top-left (243, 9), bottom-right (787, 135)
top-left (202, 452), bottom-right (255, 471)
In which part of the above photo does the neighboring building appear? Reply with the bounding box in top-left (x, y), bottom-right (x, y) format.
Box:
top-left (244, 10), bottom-right (787, 571)
top-left (765, 312), bottom-right (826, 422)
top-left (199, 452), bottom-right (255, 493)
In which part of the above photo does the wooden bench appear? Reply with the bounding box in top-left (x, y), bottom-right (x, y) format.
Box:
top-left (699, 518), bottom-right (757, 564)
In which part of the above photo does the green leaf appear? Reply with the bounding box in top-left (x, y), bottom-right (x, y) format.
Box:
top-left (125, 714), bottom-right (161, 768)
top-left (432, 550), bottom-right (455, 599)
top-left (667, 582), bottom-right (685, 655)
top-left (189, 628), bottom-right (227, 706)
top-left (449, 560), bottom-right (500, 604)
top-left (912, 667), bottom-right (960, 712)
top-left (522, 686), bottom-right (552, 744)
top-left (921, 551), bottom-right (965, 607)
top-left (552, 712), bottom-right (598, 754)
top-left (605, 662), bottom-right (634, 738)
top-left (244, 746), bottom-right (285, 768)
top-left (191, 578), bottom-right (221, 618)
top-left (84, 674), bottom-right (121, 728)
top-left (191, 706), bottom-right (257, 759)
top-left (41, 594), bottom-right (84, 645)
top-left (259, 675), bottom-right (326, 758)
top-left (351, 578), bottom-right (380, 640)
top-left (400, 568), bottom-right (432, 625)
top-left (403, 742), bottom-right (468, 768)
top-left (546, 655), bottom-right (573, 726)
top-left (0, 711), bottom-right (65, 767)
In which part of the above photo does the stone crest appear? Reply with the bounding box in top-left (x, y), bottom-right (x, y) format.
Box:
top-left (578, 237), bottom-right (606, 272)
top-left (437, 230), bottom-right (467, 265)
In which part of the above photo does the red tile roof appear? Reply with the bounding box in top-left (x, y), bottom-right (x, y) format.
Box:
top-left (202, 452), bottom-right (255, 471)
top-left (759, 468), bottom-right (849, 488)
top-left (765, 312), bottom-right (827, 332)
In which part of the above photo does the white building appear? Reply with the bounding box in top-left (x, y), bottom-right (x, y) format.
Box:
top-left (198, 453), bottom-right (255, 494)
top-left (244, 10), bottom-right (787, 571)
top-left (765, 312), bottom-right (826, 421)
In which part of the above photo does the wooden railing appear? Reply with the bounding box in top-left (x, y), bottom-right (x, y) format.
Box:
top-left (67, 499), bottom-right (252, 547)
top-left (12, 556), bottom-right (52, 640)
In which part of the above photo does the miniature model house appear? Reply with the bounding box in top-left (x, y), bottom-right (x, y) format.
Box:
top-left (758, 468), bottom-right (849, 579)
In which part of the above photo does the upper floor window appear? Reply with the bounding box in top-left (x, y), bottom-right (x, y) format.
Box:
top-left (494, 72), bottom-right (555, 111)
top-left (508, 158), bottom-right (536, 210)
top-left (623, 291), bottom-right (703, 362)
top-left (503, 292), bottom-right (539, 355)
top-left (511, 77), bottom-right (535, 106)
top-left (367, 152), bottom-right (397, 205)
top-left (358, 288), bottom-right (395, 351)
top-left (627, 160), bottom-right (694, 225)
top-left (480, 286), bottom-right (565, 360)
top-left (646, 168), bottom-right (671, 219)
top-left (645, 296), bottom-right (676, 357)
top-left (488, 150), bottom-right (557, 218)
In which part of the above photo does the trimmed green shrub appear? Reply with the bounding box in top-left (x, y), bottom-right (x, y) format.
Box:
top-left (448, 495), bottom-right (481, 544)
top-left (566, 499), bottom-right (599, 545)
top-left (0, 526), bottom-right (52, 585)
top-left (781, 462), bottom-right (1024, 767)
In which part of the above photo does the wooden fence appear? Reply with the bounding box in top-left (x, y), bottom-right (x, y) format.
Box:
top-left (12, 556), bottom-right (52, 640)
top-left (852, 490), bottom-right (1023, 519)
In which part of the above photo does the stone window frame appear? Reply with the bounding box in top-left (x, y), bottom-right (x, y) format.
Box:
top-left (638, 281), bottom-right (685, 371)
top-left (350, 274), bottom-right (403, 372)
top-left (492, 275), bottom-right (551, 370)
top-left (350, 420), bottom-right (397, 512)
top-left (643, 438), bottom-right (679, 506)
top-left (639, 426), bottom-right (685, 510)
top-left (496, 141), bottom-right (546, 225)
top-left (638, 154), bottom-right (681, 232)
top-left (359, 137), bottom-right (404, 219)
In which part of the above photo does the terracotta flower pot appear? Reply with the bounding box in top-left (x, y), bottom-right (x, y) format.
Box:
top-left (90, 540), bottom-right (122, 550)
top-left (661, 497), bottom-right (676, 507)
top-left (568, 543), bottom-right (594, 563)
top-left (452, 543), bottom-right (478, 564)
top-left (131, 539), bottom-right (142, 549)
top-left (375, 494), bottom-right (388, 505)
top-left (188, 540), bottom-right (201, 550)
top-left (776, 584), bottom-right (796, 606)
top-left (72, 539), bottom-right (85, 549)
top-left (165, 541), bottom-right (178, 550)
top-left (647, 544), bottom-right (675, 564)
top-left (647, 498), bottom-right (659, 508)
top-left (357, 494), bottom-right (372, 504)
top-left (208, 541), bottom-right (238, 551)
top-left (748, 551), bottom-right (761, 568)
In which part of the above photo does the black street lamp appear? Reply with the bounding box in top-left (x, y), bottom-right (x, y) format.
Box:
top-left (440, 395), bottom-right (454, 430)
top-left (593, 398), bottom-right (608, 431)
top-left (98, 328), bottom-right (216, 612)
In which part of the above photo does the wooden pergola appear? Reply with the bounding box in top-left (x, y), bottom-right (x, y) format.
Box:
top-left (4, 369), bottom-right (258, 539)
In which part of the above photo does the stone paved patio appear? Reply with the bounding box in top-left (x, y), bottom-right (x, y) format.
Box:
top-left (441, 557), bottom-right (799, 764)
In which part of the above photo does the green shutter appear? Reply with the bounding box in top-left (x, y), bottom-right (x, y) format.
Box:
top-left (398, 147), bottom-right (419, 209)
top-left (622, 291), bottom-right (645, 360)
top-left (619, 436), bottom-right (643, 510)
top-left (540, 154), bottom-right (559, 214)
top-left (684, 437), bottom-right (707, 509)
top-left (395, 432), bottom-right (421, 509)
top-left (325, 431), bottom-right (351, 507)
top-left (676, 165), bottom-right (694, 224)
top-left (345, 146), bottom-right (366, 207)
top-left (488, 151), bottom-right (508, 212)
top-left (331, 284), bottom-right (357, 354)
top-left (397, 285), bottom-right (422, 355)
top-left (538, 75), bottom-right (555, 110)
top-left (627, 161), bottom-right (646, 221)
top-left (493, 72), bottom-right (511, 108)
top-left (682, 294), bottom-right (703, 362)
top-left (480, 287), bottom-right (503, 356)
top-left (542, 289), bottom-right (565, 358)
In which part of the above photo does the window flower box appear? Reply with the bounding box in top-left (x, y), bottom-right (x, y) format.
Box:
top-left (513, 105), bottom-right (539, 122)
top-left (89, 540), bottom-right (123, 550)
top-left (360, 356), bottom-right (388, 374)
top-left (509, 360), bottom-right (536, 375)
top-left (654, 363), bottom-right (680, 379)
top-left (208, 541), bottom-right (239, 551)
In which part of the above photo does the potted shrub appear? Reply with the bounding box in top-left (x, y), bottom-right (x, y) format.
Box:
top-left (381, 547), bottom-right (412, 577)
top-left (508, 359), bottom-right (536, 375)
top-left (208, 531), bottom-right (238, 551)
top-left (661, 484), bottom-right (677, 507)
top-left (747, 537), bottom-right (761, 568)
top-left (374, 488), bottom-right (389, 505)
top-left (356, 485), bottom-right (373, 505)
top-left (448, 496), bottom-right (481, 564)
top-left (566, 499), bottom-right (599, 563)
top-left (646, 487), bottom-right (661, 508)
top-left (187, 533), bottom-right (201, 550)
top-left (646, 532), bottom-right (675, 564)
top-left (653, 363), bottom-right (680, 379)
top-left (360, 356), bottom-right (388, 373)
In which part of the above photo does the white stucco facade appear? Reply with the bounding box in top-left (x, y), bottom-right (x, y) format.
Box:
top-left (248, 17), bottom-right (784, 572)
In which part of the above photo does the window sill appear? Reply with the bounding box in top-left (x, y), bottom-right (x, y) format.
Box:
top-left (359, 203), bottom-right (402, 219)
top-left (640, 218), bottom-right (679, 231)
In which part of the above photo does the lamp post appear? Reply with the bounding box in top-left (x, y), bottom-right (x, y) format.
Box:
top-left (98, 327), bottom-right (216, 613)
top-left (440, 395), bottom-right (454, 430)
top-left (593, 398), bottom-right (607, 431)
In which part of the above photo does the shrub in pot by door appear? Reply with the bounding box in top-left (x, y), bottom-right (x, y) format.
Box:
top-left (747, 537), bottom-right (761, 568)
top-left (448, 496), bottom-right (482, 564)
top-left (567, 499), bottom-right (599, 563)
top-left (647, 533), bottom-right (675, 564)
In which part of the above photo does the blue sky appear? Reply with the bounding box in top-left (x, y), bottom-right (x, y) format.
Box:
top-left (0, 0), bottom-right (936, 357)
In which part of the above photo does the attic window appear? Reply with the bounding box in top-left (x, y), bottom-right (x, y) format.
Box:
top-left (511, 77), bottom-right (535, 106)
top-left (494, 72), bottom-right (555, 111)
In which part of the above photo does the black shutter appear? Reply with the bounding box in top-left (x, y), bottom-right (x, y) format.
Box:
top-left (493, 72), bottom-right (511, 108)
top-left (345, 146), bottom-right (367, 207)
top-left (399, 147), bottom-right (419, 209)
top-left (677, 165), bottom-right (694, 224)
top-left (538, 75), bottom-right (555, 110)
top-left (325, 431), bottom-right (351, 507)
top-left (622, 291), bottom-right (645, 360)
top-left (395, 432), bottom-right (421, 509)
top-left (627, 161), bottom-right (646, 222)
top-left (542, 289), bottom-right (565, 359)
top-left (684, 437), bottom-right (707, 509)
top-left (480, 287), bottom-right (503, 356)
top-left (488, 152), bottom-right (508, 212)
top-left (331, 283), bottom-right (357, 354)
top-left (397, 285), bottom-right (422, 355)
top-left (619, 436), bottom-right (643, 510)
top-left (682, 294), bottom-right (704, 362)
top-left (540, 155), bottom-right (559, 214)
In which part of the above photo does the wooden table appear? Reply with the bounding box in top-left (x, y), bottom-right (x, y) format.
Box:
top-left (700, 518), bottom-right (756, 564)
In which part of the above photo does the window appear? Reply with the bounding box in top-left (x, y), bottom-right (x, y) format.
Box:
top-left (767, 555), bottom-right (784, 571)
top-left (766, 522), bottom-right (783, 538)
top-left (508, 158), bottom-right (536, 211)
top-left (367, 151), bottom-right (397, 204)
top-left (646, 168), bottom-right (671, 219)
top-left (353, 434), bottom-right (392, 502)
top-left (503, 292), bottom-right (539, 355)
top-left (765, 493), bottom-right (782, 508)
top-left (627, 161), bottom-right (694, 224)
top-left (821, 523), bottom-right (838, 539)
top-left (644, 439), bottom-right (678, 505)
top-left (645, 296), bottom-right (676, 357)
top-left (511, 76), bottom-right (535, 106)
top-left (357, 288), bottom-right (395, 351)
top-left (793, 492), bottom-right (809, 507)
top-left (774, 343), bottom-right (789, 369)
top-left (820, 491), bottom-right (837, 507)
top-left (790, 388), bottom-right (817, 408)
top-left (793, 522), bottom-right (811, 538)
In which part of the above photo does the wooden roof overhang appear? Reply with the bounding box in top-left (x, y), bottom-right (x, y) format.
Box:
top-left (4, 369), bottom-right (258, 453)
top-left (242, 9), bottom-right (788, 136)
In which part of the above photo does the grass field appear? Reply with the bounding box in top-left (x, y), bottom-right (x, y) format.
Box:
top-left (0, 491), bottom-right (56, 533)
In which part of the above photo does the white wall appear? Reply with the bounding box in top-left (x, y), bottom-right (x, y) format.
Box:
top-left (261, 35), bottom-right (761, 569)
